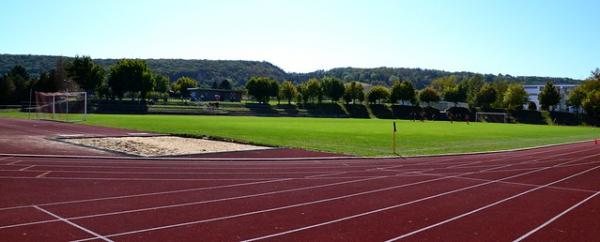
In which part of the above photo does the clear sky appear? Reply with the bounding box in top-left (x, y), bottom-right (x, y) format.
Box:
top-left (1, 0), bottom-right (598, 79)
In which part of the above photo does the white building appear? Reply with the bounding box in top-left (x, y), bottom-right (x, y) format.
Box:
top-left (523, 84), bottom-right (579, 112)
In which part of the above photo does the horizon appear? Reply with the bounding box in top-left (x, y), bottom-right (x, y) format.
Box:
top-left (1, 0), bottom-right (599, 79)
top-left (0, 53), bottom-right (585, 80)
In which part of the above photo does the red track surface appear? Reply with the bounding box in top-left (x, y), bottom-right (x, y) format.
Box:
top-left (1, 118), bottom-right (599, 241)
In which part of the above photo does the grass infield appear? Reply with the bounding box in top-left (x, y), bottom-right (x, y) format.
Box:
top-left (1, 110), bottom-right (597, 156)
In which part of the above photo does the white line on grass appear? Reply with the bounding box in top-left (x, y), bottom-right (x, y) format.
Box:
top-left (513, 191), bottom-right (600, 242)
top-left (33, 206), bottom-right (113, 242)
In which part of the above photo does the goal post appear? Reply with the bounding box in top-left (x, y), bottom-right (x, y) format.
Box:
top-left (475, 112), bottom-right (508, 123)
top-left (31, 91), bottom-right (87, 122)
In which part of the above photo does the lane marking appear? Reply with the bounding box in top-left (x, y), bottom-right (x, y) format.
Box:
top-left (240, 155), bottom-right (600, 241)
top-left (74, 155), bottom-right (591, 241)
top-left (18, 165), bottom-right (36, 171)
top-left (5, 160), bottom-right (21, 165)
top-left (384, 165), bottom-right (600, 241)
top-left (0, 178), bottom-right (291, 211)
top-left (36, 171), bottom-right (51, 178)
top-left (424, 172), bottom-right (599, 193)
top-left (1, 169), bottom-right (330, 175)
top-left (513, 191), bottom-right (600, 242)
top-left (0, 176), bottom-right (386, 230)
top-left (33, 205), bottom-right (113, 242)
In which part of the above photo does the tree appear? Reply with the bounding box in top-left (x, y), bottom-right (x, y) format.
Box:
top-left (108, 59), bottom-right (152, 100)
top-left (305, 78), bottom-right (322, 103)
top-left (491, 79), bottom-right (509, 108)
top-left (33, 71), bottom-right (61, 92)
top-left (443, 85), bottom-right (467, 106)
top-left (219, 79), bottom-right (232, 90)
top-left (503, 84), bottom-right (528, 110)
top-left (474, 84), bottom-right (497, 109)
top-left (153, 75), bottom-right (170, 93)
top-left (567, 87), bottom-right (586, 113)
top-left (269, 80), bottom-right (280, 104)
top-left (7, 65), bottom-right (31, 101)
top-left (172, 77), bottom-right (198, 100)
top-left (583, 90), bottom-right (600, 120)
top-left (538, 81), bottom-right (561, 111)
top-left (246, 76), bottom-right (274, 104)
top-left (367, 86), bottom-right (390, 104)
top-left (279, 81), bottom-right (297, 104)
top-left (463, 74), bottom-right (485, 106)
top-left (211, 81), bottom-right (218, 89)
top-left (321, 77), bottom-right (345, 102)
top-left (570, 69), bottom-right (600, 120)
top-left (0, 75), bottom-right (15, 103)
top-left (66, 56), bottom-right (105, 95)
top-left (390, 81), bottom-right (417, 105)
top-left (430, 75), bottom-right (457, 92)
top-left (139, 71), bottom-right (156, 102)
top-left (343, 82), bottom-right (364, 104)
top-left (418, 87), bottom-right (440, 106)
top-left (297, 82), bottom-right (310, 104)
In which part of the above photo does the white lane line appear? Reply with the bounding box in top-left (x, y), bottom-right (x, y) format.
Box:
top-left (424, 171), bottom-right (599, 193)
top-left (379, 146), bottom-right (588, 175)
top-left (240, 156), bottom-right (599, 241)
top-left (4, 149), bottom-right (598, 212)
top-left (18, 165), bottom-right (35, 171)
top-left (1, 169), bottom-right (329, 175)
top-left (0, 176), bottom-right (386, 230)
top-left (74, 157), bottom-right (583, 242)
top-left (33, 206), bottom-right (113, 242)
top-left (5, 163), bottom-right (389, 170)
top-left (0, 176), bottom-right (275, 182)
top-left (5, 160), bottom-right (21, 165)
top-left (384, 165), bottom-right (600, 241)
top-left (36, 171), bottom-right (51, 178)
top-left (0, 178), bottom-right (291, 211)
top-left (513, 191), bottom-right (600, 242)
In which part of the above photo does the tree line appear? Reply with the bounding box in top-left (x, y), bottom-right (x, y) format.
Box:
top-left (244, 71), bottom-right (600, 120)
top-left (1, 54), bottom-right (580, 90)
top-left (245, 75), bottom-right (529, 110)
top-left (0, 56), bottom-right (204, 104)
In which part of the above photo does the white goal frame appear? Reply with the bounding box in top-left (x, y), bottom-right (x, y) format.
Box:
top-left (30, 91), bottom-right (87, 122)
top-left (475, 112), bottom-right (508, 123)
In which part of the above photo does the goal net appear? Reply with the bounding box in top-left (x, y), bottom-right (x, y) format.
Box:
top-left (31, 91), bottom-right (87, 122)
top-left (475, 112), bottom-right (508, 123)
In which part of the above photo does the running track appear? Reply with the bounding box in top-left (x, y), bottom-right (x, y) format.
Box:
top-left (1, 118), bottom-right (599, 241)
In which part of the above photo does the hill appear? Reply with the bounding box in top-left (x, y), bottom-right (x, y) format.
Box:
top-left (0, 54), bottom-right (581, 88)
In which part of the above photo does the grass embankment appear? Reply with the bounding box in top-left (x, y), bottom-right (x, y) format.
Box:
top-left (1, 111), bottom-right (597, 156)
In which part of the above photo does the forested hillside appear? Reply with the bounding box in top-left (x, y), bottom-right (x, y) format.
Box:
top-left (0, 54), bottom-right (581, 88)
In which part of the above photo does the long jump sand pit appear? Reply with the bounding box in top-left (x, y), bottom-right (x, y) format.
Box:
top-left (64, 136), bottom-right (271, 157)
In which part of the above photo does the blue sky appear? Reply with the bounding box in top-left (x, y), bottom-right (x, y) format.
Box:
top-left (1, 0), bottom-right (598, 79)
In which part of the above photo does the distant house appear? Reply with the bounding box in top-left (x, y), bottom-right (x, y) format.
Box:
top-left (188, 88), bottom-right (244, 102)
top-left (523, 84), bottom-right (579, 112)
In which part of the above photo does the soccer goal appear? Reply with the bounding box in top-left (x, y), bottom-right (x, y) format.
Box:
top-left (475, 112), bottom-right (508, 123)
top-left (30, 91), bottom-right (87, 122)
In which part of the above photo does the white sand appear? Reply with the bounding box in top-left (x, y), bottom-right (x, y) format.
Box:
top-left (65, 136), bottom-right (270, 157)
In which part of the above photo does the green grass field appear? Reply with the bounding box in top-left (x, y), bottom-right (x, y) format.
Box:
top-left (1, 110), bottom-right (597, 156)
